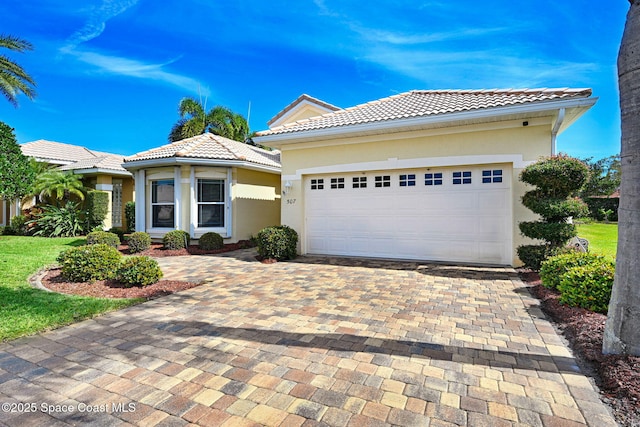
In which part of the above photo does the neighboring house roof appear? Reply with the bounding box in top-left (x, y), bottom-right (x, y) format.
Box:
top-left (257, 88), bottom-right (594, 137)
top-left (21, 140), bottom-right (131, 176)
top-left (124, 133), bottom-right (281, 171)
top-left (267, 94), bottom-right (341, 127)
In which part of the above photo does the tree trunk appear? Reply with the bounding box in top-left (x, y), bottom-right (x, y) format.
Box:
top-left (603, 0), bottom-right (640, 355)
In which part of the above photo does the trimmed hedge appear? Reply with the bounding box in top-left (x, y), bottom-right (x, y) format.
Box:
top-left (558, 260), bottom-right (615, 314)
top-left (117, 256), bottom-right (163, 287)
top-left (125, 201), bottom-right (135, 232)
top-left (86, 230), bottom-right (121, 248)
top-left (9, 215), bottom-right (27, 236)
top-left (57, 244), bottom-right (122, 282)
top-left (199, 232), bottom-right (224, 250)
top-left (517, 245), bottom-right (568, 272)
top-left (127, 231), bottom-right (151, 253)
top-left (256, 225), bottom-right (298, 261)
top-left (85, 190), bottom-right (109, 229)
top-left (540, 252), bottom-right (607, 290)
top-left (163, 230), bottom-right (190, 250)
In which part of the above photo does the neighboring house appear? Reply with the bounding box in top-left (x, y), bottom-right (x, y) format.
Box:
top-left (123, 133), bottom-right (281, 242)
top-left (254, 88), bottom-right (597, 266)
top-left (1, 140), bottom-right (133, 229)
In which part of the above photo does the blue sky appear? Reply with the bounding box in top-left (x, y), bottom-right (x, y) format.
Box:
top-left (0, 1), bottom-right (628, 159)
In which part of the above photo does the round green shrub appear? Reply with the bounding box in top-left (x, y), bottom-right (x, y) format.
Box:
top-left (517, 245), bottom-right (569, 271)
top-left (199, 232), bottom-right (224, 250)
top-left (108, 227), bottom-right (126, 241)
top-left (256, 225), bottom-right (298, 261)
top-left (163, 230), bottom-right (190, 250)
top-left (9, 215), bottom-right (27, 236)
top-left (127, 231), bottom-right (151, 253)
top-left (57, 244), bottom-right (122, 282)
top-left (117, 256), bottom-right (163, 287)
top-left (520, 155), bottom-right (589, 197)
top-left (521, 193), bottom-right (589, 220)
top-left (540, 252), bottom-right (607, 290)
top-left (557, 260), bottom-right (615, 313)
top-left (86, 230), bottom-right (121, 248)
top-left (518, 221), bottom-right (577, 245)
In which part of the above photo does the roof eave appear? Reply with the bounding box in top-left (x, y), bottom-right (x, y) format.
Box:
top-left (123, 157), bottom-right (281, 174)
top-left (255, 97), bottom-right (598, 146)
top-left (67, 167), bottom-right (133, 177)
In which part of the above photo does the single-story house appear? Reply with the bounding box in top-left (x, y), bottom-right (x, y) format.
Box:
top-left (123, 133), bottom-right (281, 242)
top-left (254, 88), bottom-right (597, 266)
top-left (2, 140), bottom-right (134, 229)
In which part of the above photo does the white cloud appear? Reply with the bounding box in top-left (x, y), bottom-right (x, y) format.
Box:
top-left (69, 49), bottom-right (210, 96)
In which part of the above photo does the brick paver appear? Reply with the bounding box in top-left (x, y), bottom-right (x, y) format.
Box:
top-left (0, 249), bottom-right (618, 426)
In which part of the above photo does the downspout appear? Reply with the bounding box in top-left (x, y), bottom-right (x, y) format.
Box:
top-left (551, 108), bottom-right (566, 155)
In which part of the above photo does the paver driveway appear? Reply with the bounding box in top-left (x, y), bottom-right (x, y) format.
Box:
top-left (0, 249), bottom-right (616, 426)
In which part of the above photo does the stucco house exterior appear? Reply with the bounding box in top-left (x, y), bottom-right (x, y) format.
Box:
top-left (254, 88), bottom-right (597, 266)
top-left (1, 140), bottom-right (133, 230)
top-left (123, 133), bottom-right (281, 242)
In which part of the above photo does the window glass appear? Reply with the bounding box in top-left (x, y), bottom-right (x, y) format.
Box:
top-left (197, 179), bottom-right (225, 228)
top-left (151, 180), bottom-right (174, 228)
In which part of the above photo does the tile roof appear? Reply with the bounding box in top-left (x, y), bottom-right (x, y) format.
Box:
top-left (258, 88), bottom-right (593, 136)
top-left (125, 133), bottom-right (281, 169)
top-left (21, 140), bottom-right (130, 174)
top-left (267, 93), bottom-right (341, 126)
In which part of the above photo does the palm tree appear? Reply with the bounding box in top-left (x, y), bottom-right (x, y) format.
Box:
top-left (33, 170), bottom-right (85, 205)
top-left (0, 34), bottom-right (36, 107)
top-left (603, 0), bottom-right (640, 356)
top-left (168, 97), bottom-right (250, 142)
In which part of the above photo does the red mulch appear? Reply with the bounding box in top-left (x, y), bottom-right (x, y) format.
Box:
top-left (520, 270), bottom-right (640, 426)
top-left (119, 240), bottom-right (253, 257)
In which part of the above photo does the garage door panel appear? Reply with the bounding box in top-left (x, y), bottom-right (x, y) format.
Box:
top-left (305, 165), bottom-right (512, 265)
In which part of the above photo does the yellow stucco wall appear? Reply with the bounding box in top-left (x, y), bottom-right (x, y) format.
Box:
top-left (143, 165), bottom-right (280, 243)
top-left (276, 119), bottom-right (555, 266)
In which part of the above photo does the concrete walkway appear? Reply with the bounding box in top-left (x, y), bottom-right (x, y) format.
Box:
top-left (0, 249), bottom-right (617, 426)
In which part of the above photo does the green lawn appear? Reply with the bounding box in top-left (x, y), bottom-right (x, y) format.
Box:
top-left (576, 222), bottom-right (618, 260)
top-left (0, 236), bottom-right (142, 341)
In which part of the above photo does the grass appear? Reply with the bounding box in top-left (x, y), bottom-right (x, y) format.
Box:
top-left (576, 222), bottom-right (618, 260)
top-left (0, 235), bottom-right (142, 342)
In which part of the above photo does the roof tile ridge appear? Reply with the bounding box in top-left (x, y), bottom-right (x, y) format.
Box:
top-left (174, 133), bottom-right (214, 156)
top-left (207, 134), bottom-right (246, 160)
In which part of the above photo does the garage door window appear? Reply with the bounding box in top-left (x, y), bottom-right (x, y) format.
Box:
top-left (399, 174), bottom-right (416, 187)
top-left (353, 177), bottom-right (367, 188)
top-left (375, 175), bottom-right (391, 188)
top-left (311, 179), bottom-right (324, 190)
top-left (482, 169), bottom-right (503, 183)
top-left (330, 178), bottom-right (345, 189)
top-left (425, 173), bottom-right (443, 186)
top-left (453, 171), bottom-right (472, 185)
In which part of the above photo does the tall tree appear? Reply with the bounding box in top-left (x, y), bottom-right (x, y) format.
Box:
top-left (579, 155), bottom-right (621, 198)
top-left (603, 0), bottom-right (640, 355)
top-left (0, 34), bottom-right (36, 107)
top-left (168, 97), bottom-right (250, 142)
top-left (0, 121), bottom-right (36, 201)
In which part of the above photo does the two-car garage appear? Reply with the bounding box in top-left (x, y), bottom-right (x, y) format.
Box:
top-left (304, 165), bottom-right (512, 265)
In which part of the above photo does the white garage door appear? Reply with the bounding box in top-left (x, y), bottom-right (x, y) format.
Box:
top-left (305, 165), bottom-right (512, 265)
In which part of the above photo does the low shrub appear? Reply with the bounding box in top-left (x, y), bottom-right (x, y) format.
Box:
top-left (127, 231), bottom-right (151, 253)
top-left (199, 232), bottom-right (224, 250)
top-left (86, 230), bottom-right (121, 248)
top-left (9, 215), bottom-right (27, 236)
top-left (558, 260), bottom-right (615, 313)
top-left (163, 230), bottom-right (190, 250)
top-left (108, 227), bottom-right (126, 241)
top-left (117, 256), bottom-right (163, 287)
top-left (29, 202), bottom-right (84, 237)
top-left (517, 245), bottom-right (569, 271)
top-left (540, 252), bottom-right (607, 290)
top-left (57, 244), bottom-right (122, 282)
top-left (125, 201), bottom-right (135, 232)
top-left (256, 225), bottom-right (298, 261)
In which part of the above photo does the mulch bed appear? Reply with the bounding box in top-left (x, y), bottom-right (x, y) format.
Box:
top-left (519, 270), bottom-right (640, 427)
top-left (119, 240), bottom-right (253, 257)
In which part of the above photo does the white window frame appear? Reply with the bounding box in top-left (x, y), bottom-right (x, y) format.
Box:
top-left (190, 167), bottom-right (231, 238)
top-left (196, 178), bottom-right (226, 228)
top-left (150, 179), bottom-right (175, 228)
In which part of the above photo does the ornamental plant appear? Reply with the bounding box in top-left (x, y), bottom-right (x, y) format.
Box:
top-left (557, 259), bottom-right (615, 314)
top-left (517, 155), bottom-right (589, 270)
top-left (117, 256), bottom-right (163, 287)
top-left (539, 252), bottom-right (607, 290)
top-left (199, 232), bottom-right (224, 250)
top-left (57, 244), bottom-right (121, 282)
top-left (127, 231), bottom-right (151, 253)
top-left (86, 230), bottom-right (120, 248)
top-left (163, 230), bottom-right (191, 250)
top-left (256, 225), bottom-right (298, 261)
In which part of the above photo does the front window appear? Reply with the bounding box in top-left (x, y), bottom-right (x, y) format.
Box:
top-left (151, 180), bottom-right (174, 228)
top-left (198, 179), bottom-right (225, 227)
